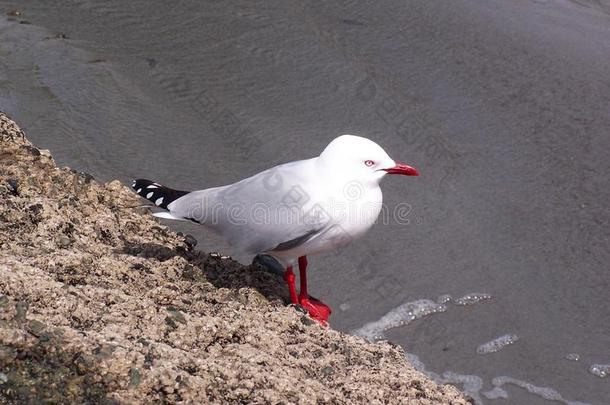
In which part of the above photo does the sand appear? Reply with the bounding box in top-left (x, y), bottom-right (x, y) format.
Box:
top-left (0, 111), bottom-right (468, 404)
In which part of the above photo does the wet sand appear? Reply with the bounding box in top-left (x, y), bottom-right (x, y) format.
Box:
top-left (1, 1), bottom-right (609, 403)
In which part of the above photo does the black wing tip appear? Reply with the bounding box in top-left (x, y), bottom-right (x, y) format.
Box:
top-left (132, 179), bottom-right (157, 191)
top-left (130, 179), bottom-right (190, 210)
top-left (131, 179), bottom-right (161, 196)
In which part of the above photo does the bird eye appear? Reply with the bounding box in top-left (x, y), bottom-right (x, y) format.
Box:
top-left (364, 160), bottom-right (375, 167)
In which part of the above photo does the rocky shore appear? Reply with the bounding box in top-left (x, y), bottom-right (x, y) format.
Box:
top-left (0, 112), bottom-right (468, 404)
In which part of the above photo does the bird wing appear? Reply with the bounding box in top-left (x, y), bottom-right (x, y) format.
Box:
top-left (167, 158), bottom-right (332, 254)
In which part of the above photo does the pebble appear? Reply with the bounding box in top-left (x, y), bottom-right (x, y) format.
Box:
top-left (58, 236), bottom-right (72, 247)
top-left (24, 146), bottom-right (41, 156)
top-left (79, 171), bottom-right (94, 183)
top-left (252, 254), bottom-right (284, 276)
top-left (300, 316), bottom-right (315, 326)
top-left (26, 320), bottom-right (46, 337)
top-left (167, 307), bottom-right (187, 324)
top-left (14, 301), bottom-right (28, 323)
top-left (28, 203), bottom-right (43, 214)
top-left (244, 289), bottom-right (267, 307)
top-left (321, 366), bottom-right (335, 376)
top-left (144, 352), bottom-right (154, 369)
top-left (129, 368), bottom-right (141, 388)
top-left (0, 372), bottom-right (7, 384)
top-left (7, 179), bottom-right (19, 196)
top-left (93, 344), bottom-right (116, 358)
top-left (290, 304), bottom-right (308, 315)
top-left (165, 316), bottom-right (178, 329)
top-left (184, 234), bottom-right (197, 249)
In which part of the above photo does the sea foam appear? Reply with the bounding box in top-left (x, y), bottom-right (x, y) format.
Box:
top-left (484, 376), bottom-right (590, 405)
top-left (588, 364), bottom-right (610, 378)
top-left (476, 334), bottom-right (520, 355)
top-left (351, 299), bottom-right (447, 341)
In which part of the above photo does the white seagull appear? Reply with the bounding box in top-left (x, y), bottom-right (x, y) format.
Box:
top-left (132, 135), bottom-right (418, 322)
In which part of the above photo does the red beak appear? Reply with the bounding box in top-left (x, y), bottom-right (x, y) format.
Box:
top-left (383, 162), bottom-right (419, 176)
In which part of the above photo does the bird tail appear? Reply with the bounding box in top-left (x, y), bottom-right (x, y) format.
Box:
top-left (131, 179), bottom-right (190, 215)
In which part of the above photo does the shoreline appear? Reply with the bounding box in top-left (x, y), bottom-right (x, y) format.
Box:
top-left (0, 112), bottom-right (468, 403)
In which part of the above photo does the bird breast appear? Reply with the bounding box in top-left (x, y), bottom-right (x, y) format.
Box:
top-left (307, 179), bottom-right (383, 242)
top-left (333, 183), bottom-right (383, 239)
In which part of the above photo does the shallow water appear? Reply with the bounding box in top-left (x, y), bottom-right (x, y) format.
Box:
top-left (1, 1), bottom-right (609, 403)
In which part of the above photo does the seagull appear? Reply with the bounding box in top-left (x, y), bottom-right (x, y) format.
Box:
top-left (132, 135), bottom-right (418, 323)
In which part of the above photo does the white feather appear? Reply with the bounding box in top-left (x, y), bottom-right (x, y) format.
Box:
top-left (152, 212), bottom-right (187, 221)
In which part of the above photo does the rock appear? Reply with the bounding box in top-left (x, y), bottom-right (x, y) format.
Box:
top-left (71, 170), bottom-right (94, 184)
top-left (164, 316), bottom-right (178, 330)
top-left (245, 289), bottom-right (268, 307)
top-left (27, 203), bottom-right (43, 216)
top-left (128, 368), bottom-right (141, 388)
top-left (92, 344), bottom-right (116, 358)
top-left (26, 320), bottom-right (46, 337)
top-left (136, 337), bottom-right (149, 347)
top-left (0, 111), bottom-right (26, 140)
top-left (23, 145), bottom-right (41, 156)
top-left (252, 254), bottom-right (284, 276)
top-left (58, 236), bottom-right (72, 248)
top-left (166, 307), bottom-right (187, 324)
top-left (291, 304), bottom-right (308, 315)
top-left (144, 353), bottom-right (154, 369)
top-left (7, 179), bottom-right (19, 196)
top-left (73, 353), bottom-right (95, 374)
top-left (300, 316), bottom-right (316, 326)
top-left (14, 301), bottom-right (28, 323)
top-left (0, 112), bottom-right (469, 404)
top-left (321, 366), bottom-right (335, 377)
top-left (184, 234), bottom-right (197, 250)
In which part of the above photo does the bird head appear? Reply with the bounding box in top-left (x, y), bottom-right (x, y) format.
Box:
top-left (319, 135), bottom-right (419, 184)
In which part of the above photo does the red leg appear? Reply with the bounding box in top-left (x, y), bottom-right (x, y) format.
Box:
top-left (284, 266), bottom-right (298, 304)
top-left (296, 256), bottom-right (332, 324)
top-left (298, 256), bottom-right (308, 300)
